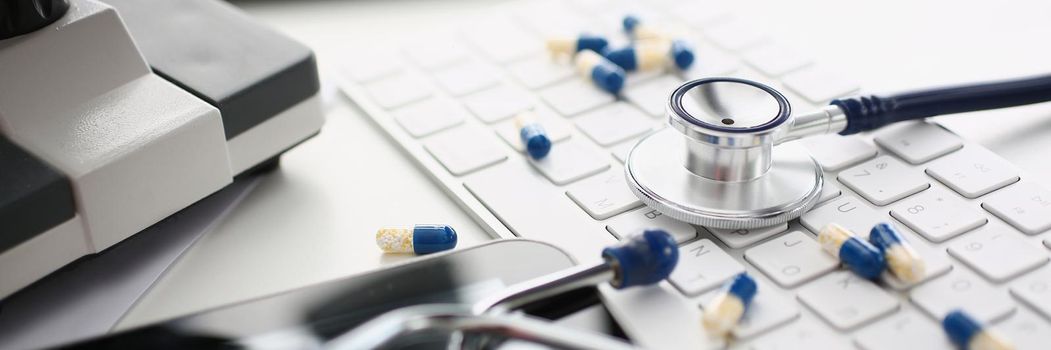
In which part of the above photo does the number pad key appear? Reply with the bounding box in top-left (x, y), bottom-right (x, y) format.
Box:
top-left (798, 271), bottom-right (899, 330)
top-left (994, 309), bottom-right (1051, 350)
top-left (891, 187), bottom-right (987, 242)
top-left (983, 181), bottom-right (1051, 235)
top-left (911, 269), bottom-right (1015, 322)
top-left (839, 156), bottom-right (929, 206)
top-left (669, 239), bottom-right (745, 295)
top-left (802, 135), bottom-right (878, 172)
top-left (709, 223), bottom-right (788, 249)
top-left (1010, 265), bottom-right (1051, 320)
top-left (948, 224), bottom-right (1049, 282)
top-left (745, 231), bottom-right (838, 287)
top-left (855, 310), bottom-right (955, 350)
top-left (874, 121), bottom-right (963, 164)
top-left (927, 146), bottom-right (1019, 198)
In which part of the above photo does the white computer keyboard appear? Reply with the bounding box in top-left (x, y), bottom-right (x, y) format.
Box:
top-left (337, 0), bottom-right (1051, 348)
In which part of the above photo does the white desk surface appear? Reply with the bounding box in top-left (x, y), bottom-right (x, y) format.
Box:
top-left (120, 0), bottom-right (1051, 328)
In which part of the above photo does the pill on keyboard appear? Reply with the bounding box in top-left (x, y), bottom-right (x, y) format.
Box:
top-left (868, 222), bottom-right (926, 284)
top-left (514, 111), bottom-right (552, 159)
top-left (574, 50), bottom-right (626, 94)
top-left (375, 224), bottom-right (457, 255)
top-left (622, 14), bottom-right (666, 41)
top-left (943, 309), bottom-right (1014, 350)
top-left (702, 272), bottom-right (757, 337)
top-left (545, 33), bottom-right (609, 57)
top-left (818, 223), bottom-right (886, 279)
top-left (604, 40), bottom-right (694, 71)
top-left (602, 228), bottom-right (679, 288)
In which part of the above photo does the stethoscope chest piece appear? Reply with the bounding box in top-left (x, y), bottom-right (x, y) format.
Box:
top-left (625, 78), bottom-right (823, 229)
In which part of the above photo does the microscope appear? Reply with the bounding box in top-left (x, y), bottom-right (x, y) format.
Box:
top-left (0, 0), bottom-right (324, 299)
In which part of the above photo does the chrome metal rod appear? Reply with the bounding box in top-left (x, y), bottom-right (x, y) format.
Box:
top-left (473, 262), bottom-right (614, 315)
top-left (776, 104), bottom-right (847, 144)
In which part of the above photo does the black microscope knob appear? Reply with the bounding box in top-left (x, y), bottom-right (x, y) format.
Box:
top-left (0, 0), bottom-right (70, 40)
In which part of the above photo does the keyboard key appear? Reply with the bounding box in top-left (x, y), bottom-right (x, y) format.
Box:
top-left (464, 161), bottom-right (614, 263)
top-left (669, 239), bottom-right (745, 295)
top-left (611, 140), bottom-right (636, 164)
top-left (704, 19), bottom-right (768, 51)
top-left (464, 18), bottom-right (542, 63)
top-left (508, 56), bottom-right (574, 89)
top-left (677, 43), bottom-right (741, 79)
top-left (911, 269), bottom-right (1015, 323)
top-left (709, 223), bottom-right (788, 249)
top-left (431, 61), bottom-right (502, 96)
top-left (782, 66), bottom-right (860, 103)
top-left (403, 36), bottom-right (469, 70)
top-left (624, 75), bottom-right (683, 117)
top-left (364, 73), bottom-right (433, 109)
top-left (567, 168), bottom-right (643, 220)
top-left (949, 224), bottom-right (1048, 282)
top-left (745, 231), bottom-right (838, 288)
top-left (982, 181), bottom-right (1051, 235)
top-left (424, 126), bottom-right (507, 176)
top-left (699, 281), bottom-right (799, 339)
top-left (527, 138), bottom-right (610, 185)
top-left (606, 207), bottom-right (697, 244)
top-left (668, 1), bottom-right (733, 29)
top-left (855, 309), bottom-right (955, 350)
top-left (801, 195), bottom-right (884, 238)
top-left (839, 156), bottom-right (929, 206)
top-left (1045, 237), bottom-right (1050, 250)
top-left (748, 318), bottom-right (852, 350)
top-left (994, 309), bottom-right (1051, 350)
top-left (926, 146), bottom-right (1019, 198)
top-left (890, 187), bottom-right (987, 242)
top-left (1010, 265), bottom-right (1051, 320)
top-left (742, 43), bottom-right (812, 77)
top-left (462, 84), bottom-right (533, 123)
top-left (574, 103), bottom-right (653, 146)
top-left (494, 109), bottom-right (571, 152)
top-left (342, 50), bottom-right (402, 83)
top-left (879, 228), bottom-right (953, 290)
top-left (802, 135), bottom-right (878, 172)
top-left (818, 182), bottom-right (842, 204)
top-left (798, 271), bottom-right (899, 330)
top-left (873, 122), bottom-right (963, 164)
top-left (539, 79), bottom-right (616, 117)
top-left (392, 98), bottom-right (468, 137)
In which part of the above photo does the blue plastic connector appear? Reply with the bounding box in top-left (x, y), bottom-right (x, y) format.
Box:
top-left (602, 229), bottom-right (678, 288)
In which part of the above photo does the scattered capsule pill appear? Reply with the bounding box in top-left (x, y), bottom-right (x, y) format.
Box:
top-left (702, 272), bottom-right (757, 337)
top-left (818, 223), bottom-right (886, 279)
top-left (869, 222), bottom-right (926, 283)
top-left (943, 309), bottom-right (1014, 350)
top-left (574, 49), bottom-right (626, 94)
top-left (622, 15), bottom-right (666, 41)
top-left (375, 224), bottom-right (457, 255)
top-left (514, 111), bottom-right (551, 160)
top-left (545, 33), bottom-right (609, 57)
top-left (604, 40), bottom-right (694, 71)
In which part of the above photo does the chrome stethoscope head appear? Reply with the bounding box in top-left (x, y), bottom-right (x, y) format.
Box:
top-left (626, 78), bottom-right (844, 229)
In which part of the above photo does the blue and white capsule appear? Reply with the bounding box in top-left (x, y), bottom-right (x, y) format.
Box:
top-left (869, 222), bottom-right (926, 283)
top-left (574, 50), bottom-right (626, 94)
top-left (545, 33), bottom-right (609, 57)
top-left (818, 223), bottom-right (886, 279)
top-left (622, 15), bottom-right (666, 41)
top-left (603, 40), bottom-right (694, 71)
top-left (702, 273), bottom-right (757, 337)
top-left (514, 111), bottom-right (551, 160)
top-left (376, 224), bottom-right (457, 255)
top-left (943, 309), bottom-right (1014, 350)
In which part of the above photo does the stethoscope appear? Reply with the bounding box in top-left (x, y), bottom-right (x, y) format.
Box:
top-left (328, 74), bottom-right (1051, 349)
top-left (626, 74), bottom-right (1051, 229)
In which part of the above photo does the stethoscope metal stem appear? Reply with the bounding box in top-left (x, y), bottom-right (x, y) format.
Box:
top-left (473, 262), bottom-right (615, 315)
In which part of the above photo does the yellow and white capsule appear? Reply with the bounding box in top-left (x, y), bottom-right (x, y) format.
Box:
top-left (818, 223), bottom-right (887, 279)
top-left (573, 50), bottom-right (626, 94)
top-left (943, 309), bottom-right (1014, 350)
top-left (869, 222), bottom-right (926, 283)
top-left (702, 273), bottom-right (757, 337)
top-left (376, 224), bottom-right (457, 255)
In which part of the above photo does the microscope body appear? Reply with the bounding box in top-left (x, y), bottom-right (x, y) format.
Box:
top-left (0, 0), bottom-right (323, 299)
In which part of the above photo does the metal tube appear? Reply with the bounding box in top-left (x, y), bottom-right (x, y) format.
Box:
top-left (473, 262), bottom-right (614, 315)
top-left (776, 105), bottom-right (847, 144)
